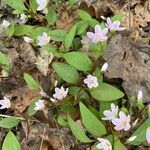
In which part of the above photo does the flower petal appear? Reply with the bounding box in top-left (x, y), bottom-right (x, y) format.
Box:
top-left (95, 25), bottom-right (102, 34)
top-left (87, 32), bottom-right (95, 39)
top-left (146, 127), bottom-right (150, 144)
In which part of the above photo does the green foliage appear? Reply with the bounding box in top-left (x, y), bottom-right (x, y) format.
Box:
top-left (114, 136), bottom-right (127, 150)
top-left (46, 8), bottom-right (57, 25)
top-left (2, 0), bottom-right (27, 12)
top-left (57, 115), bottom-right (68, 127)
top-left (5, 23), bottom-right (15, 37)
top-left (90, 83), bottom-right (124, 101)
top-left (29, 0), bottom-right (38, 12)
top-left (68, 0), bottom-right (79, 8)
top-left (23, 73), bottom-right (41, 90)
top-left (49, 29), bottom-right (66, 41)
top-left (0, 117), bottom-right (20, 128)
top-left (67, 114), bottom-right (93, 143)
top-left (79, 102), bottom-right (106, 137)
top-left (2, 131), bottom-right (21, 150)
top-left (52, 62), bottom-right (80, 84)
top-left (14, 25), bottom-right (33, 36)
top-left (65, 25), bottom-right (76, 50)
top-left (63, 52), bottom-right (93, 71)
top-left (130, 118), bottom-right (150, 145)
top-left (76, 20), bottom-right (89, 35)
top-left (77, 10), bottom-right (91, 20)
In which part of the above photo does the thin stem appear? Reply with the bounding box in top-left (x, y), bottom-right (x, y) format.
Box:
top-left (0, 114), bottom-right (25, 120)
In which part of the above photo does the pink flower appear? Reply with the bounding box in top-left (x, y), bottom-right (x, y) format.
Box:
top-left (0, 97), bottom-right (11, 109)
top-left (102, 103), bottom-right (118, 121)
top-left (87, 25), bottom-right (108, 43)
top-left (105, 17), bottom-right (126, 31)
top-left (96, 138), bottom-right (112, 150)
top-left (34, 100), bottom-right (45, 111)
top-left (112, 111), bottom-right (131, 131)
top-left (37, 32), bottom-right (50, 46)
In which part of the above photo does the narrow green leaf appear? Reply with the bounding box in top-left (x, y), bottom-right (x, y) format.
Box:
top-left (63, 52), bottom-right (93, 71)
top-left (0, 117), bottom-right (20, 128)
top-left (76, 20), bottom-right (89, 35)
top-left (2, 131), bottom-right (21, 150)
top-left (68, 0), bottom-right (78, 7)
top-left (29, 0), bottom-right (38, 12)
top-left (14, 25), bottom-right (33, 36)
top-left (65, 25), bottom-right (76, 50)
top-left (2, 0), bottom-right (27, 11)
top-left (52, 62), bottom-right (80, 84)
top-left (111, 13), bottom-right (124, 22)
top-left (46, 8), bottom-right (57, 25)
top-left (0, 51), bottom-right (9, 66)
top-left (90, 83), bottom-right (124, 101)
top-left (49, 29), bottom-right (66, 41)
top-left (23, 73), bottom-right (41, 90)
top-left (67, 114), bottom-right (93, 143)
top-left (130, 118), bottom-right (150, 145)
top-left (79, 102), bottom-right (106, 136)
top-left (5, 23), bottom-right (15, 37)
top-left (114, 136), bottom-right (127, 150)
top-left (77, 10), bottom-right (91, 20)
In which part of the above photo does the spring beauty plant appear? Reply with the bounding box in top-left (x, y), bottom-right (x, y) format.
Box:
top-left (0, 0), bottom-right (149, 149)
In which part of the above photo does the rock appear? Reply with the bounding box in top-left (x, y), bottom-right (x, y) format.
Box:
top-left (103, 34), bottom-right (150, 102)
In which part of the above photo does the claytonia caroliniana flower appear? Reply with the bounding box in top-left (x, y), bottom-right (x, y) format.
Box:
top-left (105, 17), bottom-right (126, 31)
top-left (101, 63), bottom-right (108, 73)
top-left (84, 74), bottom-right (98, 89)
top-left (53, 86), bottom-right (68, 100)
top-left (96, 138), bottom-right (112, 150)
top-left (34, 100), bottom-right (45, 111)
top-left (2, 20), bottom-right (10, 28)
top-left (23, 36), bottom-right (34, 43)
top-left (112, 111), bottom-right (131, 131)
top-left (87, 25), bottom-right (108, 43)
top-left (0, 97), bottom-right (11, 109)
top-left (146, 127), bottom-right (150, 144)
top-left (37, 32), bottom-right (50, 46)
top-left (19, 14), bottom-right (27, 24)
top-left (36, 0), bottom-right (47, 11)
top-left (102, 103), bottom-right (118, 121)
top-left (137, 90), bottom-right (143, 101)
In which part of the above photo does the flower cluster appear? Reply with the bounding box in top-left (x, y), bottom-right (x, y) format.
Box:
top-left (87, 17), bottom-right (125, 43)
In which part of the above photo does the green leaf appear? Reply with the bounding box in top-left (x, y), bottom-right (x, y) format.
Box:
top-left (79, 102), bottom-right (106, 137)
top-left (76, 20), bottom-right (89, 35)
top-left (68, 0), bottom-right (78, 8)
top-left (130, 118), bottom-right (150, 145)
top-left (5, 23), bottom-right (15, 37)
top-left (29, 0), bottom-right (38, 12)
top-left (65, 25), bottom-right (76, 50)
top-left (2, 131), bottom-right (21, 150)
top-left (63, 52), bottom-right (93, 71)
top-left (0, 51), bottom-right (9, 66)
top-left (90, 83), bottom-right (124, 101)
top-left (52, 62), bottom-right (80, 84)
top-left (111, 13), bottom-right (124, 22)
top-left (77, 10), bottom-right (91, 20)
top-left (57, 115), bottom-right (68, 127)
top-left (49, 29), bottom-right (66, 41)
top-left (114, 136), bottom-right (127, 150)
top-left (14, 25), bottom-right (33, 36)
top-left (2, 0), bottom-right (27, 11)
top-left (0, 117), bottom-right (20, 128)
top-left (23, 73), bottom-right (41, 90)
top-left (46, 8), bottom-right (57, 25)
top-left (27, 97), bottom-right (41, 117)
top-left (67, 114), bottom-right (93, 143)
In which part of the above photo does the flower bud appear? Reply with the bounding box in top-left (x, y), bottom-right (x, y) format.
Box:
top-left (137, 90), bottom-right (144, 110)
top-left (126, 136), bottom-right (137, 143)
top-left (101, 63), bottom-right (108, 73)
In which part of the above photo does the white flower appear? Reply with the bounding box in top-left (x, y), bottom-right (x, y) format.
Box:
top-left (23, 36), bottom-right (34, 43)
top-left (126, 136), bottom-right (137, 143)
top-left (96, 138), bottom-right (112, 150)
top-left (84, 74), bottom-right (98, 89)
top-left (37, 32), bottom-right (50, 46)
top-left (34, 100), bottom-right (45, 110)
top-left (53, 86), bottom-right (68, 100)
top-left (137, 90), bottom-right (143, 101)
top-left (2, 20), bottom-right (10, 28)
top-left (146, 127), bottom-right (150, 144)
top-left (101, 63), bottom-right (108, 72)
top-left (0, 97), bottom-right (11, 109)
top-left (36, 0), bottom-right (47, 11)
top-left (19, 14), bottom-right (27, 24)
top-left (112, 111), bottom-right (131, 131)
top-left (105, 17), bottom-right (126, 31)
top-left (102, 103), bottom-right (118, 121)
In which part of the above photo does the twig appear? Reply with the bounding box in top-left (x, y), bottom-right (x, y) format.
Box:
top-left (127, 0), bottom-right (131, 30)
top-left (39, 126), bottom-right (46, 150)
top-left (0, 114), bottom-right (25, 120)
